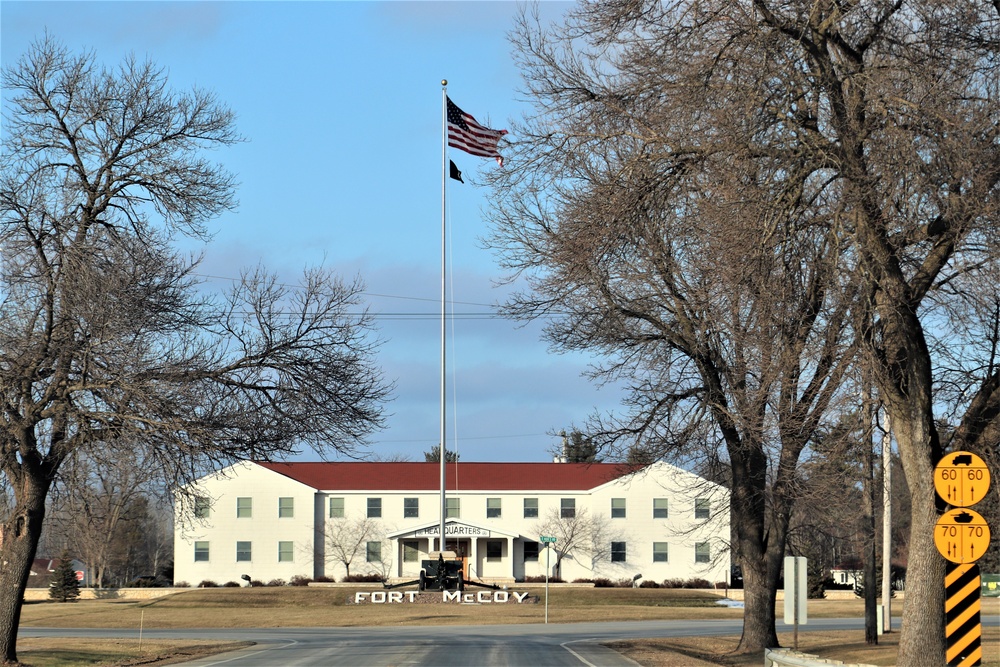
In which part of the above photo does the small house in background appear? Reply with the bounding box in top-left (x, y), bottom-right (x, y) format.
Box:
top-left (174, 460), bottom-right (731, 588)
top-left (27, 557), bottom-right (85, 588)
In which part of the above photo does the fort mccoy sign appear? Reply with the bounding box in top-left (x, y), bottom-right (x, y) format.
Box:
top-left (353, 590), bottom-right (534, 604)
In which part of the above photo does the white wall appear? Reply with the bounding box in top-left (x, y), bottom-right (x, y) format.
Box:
top-left (174, 462), bottom-right (317, 586)
top-left (174, 461), bottom-right (730, 587)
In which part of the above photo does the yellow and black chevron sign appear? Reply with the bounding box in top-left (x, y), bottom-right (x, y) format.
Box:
top-left (946, 562), bottom-right (982, 667)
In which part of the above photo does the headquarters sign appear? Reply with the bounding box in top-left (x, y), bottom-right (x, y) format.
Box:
top-left (412, 524), bottom-right (492, 538)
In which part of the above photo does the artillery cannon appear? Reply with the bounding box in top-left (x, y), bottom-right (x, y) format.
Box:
top-left (383, 551), bottom-right (501, 592)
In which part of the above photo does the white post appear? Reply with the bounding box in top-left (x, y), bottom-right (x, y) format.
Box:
top-left (439, 80), bottom-right (448, 545)
top-left (783, 556), bottom-right (807, 650)
top-left (881, 410), bottom-right (892, 632)
top-left (545, 544), bottom-right (550, 624)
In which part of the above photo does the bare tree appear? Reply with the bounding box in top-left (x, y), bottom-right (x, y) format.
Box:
top-left (0, 37), bottom-right (389, 663)
top-left (537, 507), bottom-right (627, 579)
top-left (324, 515), bottom-right (385, 580)
top-left (488, 3), bottom-right (1000, 661)
top-left (44, 447), bottom-right (161, 587)
top-left (488, 2), bottom-right (856, 652)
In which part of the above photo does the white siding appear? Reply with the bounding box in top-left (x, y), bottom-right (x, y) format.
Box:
top-left (173, 461), bottom-right (730, 587)
top-left (174, 462), bottom-right (317, 586)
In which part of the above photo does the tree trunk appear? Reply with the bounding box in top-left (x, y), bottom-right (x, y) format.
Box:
top-left (738, 549), bottom-right (781, 652)
top-left (0, 472), bottom-right (52, 664)
top-left (730, 443), bottom-right (785, 653)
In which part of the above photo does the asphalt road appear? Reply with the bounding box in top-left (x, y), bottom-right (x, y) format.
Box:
top-left (19, 617), bottom-right (950, 666)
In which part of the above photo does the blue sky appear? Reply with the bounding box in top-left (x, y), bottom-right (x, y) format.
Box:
top-left (2, 1), bottom-right (623, 463)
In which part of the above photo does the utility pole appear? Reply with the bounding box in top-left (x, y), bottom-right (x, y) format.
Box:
top-left (881, 410), bottom-right (892, 633)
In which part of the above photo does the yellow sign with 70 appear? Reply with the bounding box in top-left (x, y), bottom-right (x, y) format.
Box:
top-left (935, 508), bottom-right (991, 564)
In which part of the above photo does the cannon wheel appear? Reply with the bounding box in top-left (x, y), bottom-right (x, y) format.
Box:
top-left (418, 570), bottom-right (426, 592)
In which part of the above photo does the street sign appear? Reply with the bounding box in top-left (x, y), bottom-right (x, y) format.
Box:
top-left (540, 536), bottom-right (557, 543)
top-left (935, 451), bottom-right (991, 507)
top-left (935, 508), bottom-right (991, 564)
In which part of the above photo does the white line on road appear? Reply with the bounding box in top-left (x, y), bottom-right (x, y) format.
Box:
top-left (197, 640), bottom-right (298, 666)
top-left (561, 638), bottom-right (641, 667)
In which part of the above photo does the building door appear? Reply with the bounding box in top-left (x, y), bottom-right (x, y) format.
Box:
top-left (446, 539), bottom-right (470, 579)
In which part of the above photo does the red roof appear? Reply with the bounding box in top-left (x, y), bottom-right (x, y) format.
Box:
top-left (254, 461), bottom-right (642, 492)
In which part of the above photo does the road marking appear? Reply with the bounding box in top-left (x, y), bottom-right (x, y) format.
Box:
top-left (561, 638), bottom-right (642, 667)
top-left (198, 640), bottom-right (298, 666)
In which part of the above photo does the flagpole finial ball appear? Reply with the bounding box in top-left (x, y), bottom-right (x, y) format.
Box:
top-left (442, 79), bottom-right (448, 86)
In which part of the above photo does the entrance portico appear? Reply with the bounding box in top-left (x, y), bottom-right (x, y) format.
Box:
top-left (388, 519), bottom-right (521, 583)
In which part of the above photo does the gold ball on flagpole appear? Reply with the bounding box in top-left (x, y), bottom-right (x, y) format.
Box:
top-left (442, 79), bottom-right (448, 86)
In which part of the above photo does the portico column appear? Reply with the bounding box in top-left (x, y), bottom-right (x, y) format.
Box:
top-left (507, 537), bottom-right (514, 579)
top-left (470, 539), bottom-right (479, 579)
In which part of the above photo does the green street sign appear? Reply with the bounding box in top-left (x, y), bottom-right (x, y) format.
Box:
top-left (540, 535), bottom-right (557, 543)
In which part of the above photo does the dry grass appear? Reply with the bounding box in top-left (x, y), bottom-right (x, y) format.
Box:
top-left (19, 586), bottom-right (744, 628)
top-left (611, 626), bottom-right (1000, 667)
top-left (14, 588), bottom-right (1000, 666)
top-left (14, 639), bottom-right (252, 667)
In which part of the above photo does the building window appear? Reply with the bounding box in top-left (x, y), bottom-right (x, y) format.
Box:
top-left (236, 541), bottom-right (252, 562)
top-left (486, 498), bottom-right (502, 519)
top-left (695, 542), bottom-right (711, 563)
top-left (278, 497), bottom-right (294, 518)
top-left (194, 496), bottom-right (210, 519)
top-left (403, 541), bottom-right (419, 563)
top-left (695, 498), bottom-right (710, 520)
top-left (367, 497), bottom-right (382, 518)
top-left (486, 540), bottom-right (503, 562)
top-left (611, 541), bottom-right (627, 563)
top-left (278, 541), bottom-right (294, 562)
top-left (611, 498), bottom-right (626, 518)
top-left (194, 541), bottom-right (210, 562)
top-left (366, 541), bottom-right (382, 563)
top-left (523, 541), bottom-right (540, 562)
top-left (653, 542), bottom-right (669, 563)
top-left (523, 497), bottom-right (538, 518)
top-left (561, 498), bottom-right (576, 519)
top-left (236, 497), bottom-right (252, 519)
top-left (446, 497), bottom-right (460, 519)
top-left (403, 497), bottom-right (419, 518)
top-left (653, 498), bottom-right (668, 519)
top-left (329, 497), bottom-right (345, 518)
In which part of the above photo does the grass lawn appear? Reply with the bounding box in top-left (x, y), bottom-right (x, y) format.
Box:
top-left (13, 587), bottom-right (1000, 666)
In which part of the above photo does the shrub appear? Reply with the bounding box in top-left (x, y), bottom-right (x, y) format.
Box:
top-left (341, 573), bottom-right (384, 583)
top-left (289, 575), bottom-right (312, 587)
top-left (129, 575), bottom-right (164, 588)
top-left (250, 580), bottom-right (265, 587)
top-left (313, 575), bottom-right (335, 583)
top-left (639, 580), bottom-right (661, 588)
top-left (222, 581), bottom-right (241, 587)
top-left (523, 575), bottom-right (563, 583)
top-left (660, 578), bottom-right (685, 589)
top-left (174, 581), bottom-right (190, 588)
top-left (571, 578), bottom-right (593, 584)
top-left (616, 578), bottom-right (634, 588)
top-left (592, 578), bottom-right (614, 588)
top-left (198, 580), bottom-right (219, 588)
top-left (266, 579), bottom-right (287, 587)
top-left (684, 578), bottom-right (712, 589)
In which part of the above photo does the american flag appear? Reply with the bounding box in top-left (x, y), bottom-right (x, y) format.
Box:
top-left (447, 97), bottom-right (507, 167)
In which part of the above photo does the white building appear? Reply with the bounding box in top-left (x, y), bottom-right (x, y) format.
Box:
top-left (173, 460), bottom-right (730, 587)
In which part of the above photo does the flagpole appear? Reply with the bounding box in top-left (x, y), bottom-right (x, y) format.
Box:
top-left (439, 80), bottom-right (448, 552)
